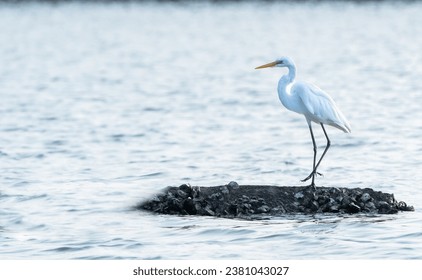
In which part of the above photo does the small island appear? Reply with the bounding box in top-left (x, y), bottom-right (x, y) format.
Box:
top-left (137, 182), bottom-right (414, 218)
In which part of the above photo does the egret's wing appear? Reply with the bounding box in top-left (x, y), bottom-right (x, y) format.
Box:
top-left (292, 82), bottom-right (351, 133)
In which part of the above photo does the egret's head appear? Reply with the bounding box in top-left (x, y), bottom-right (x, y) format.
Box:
top-left (255, 56), bottom-right (294, 69)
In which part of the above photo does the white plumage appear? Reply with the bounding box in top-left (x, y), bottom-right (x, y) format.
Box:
top-left (256, 56), bottom-right (351, 188)
top-left (291, 81), bottom-right (351, 133)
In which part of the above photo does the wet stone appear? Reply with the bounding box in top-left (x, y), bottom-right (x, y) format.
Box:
top-left (192, 186), bottom-right (200, 198)
top-left (309, 201), bottom-right (319, 211)
top-left (179, 184), bottom-right (191, 195)
top-left (347, 202), bottom-right (361, 213)
top-left (177, 190), bottom-right (188, 199)
top-left (365, 201), bottom-right (376, 210)
top-left (194, 202), bottom-right (202, 212)
top-left (257, 205), bottom-right (270, 213)
top-left (294, 192), bottom-right (304, 199)
top-left (209, 193), bottom-right (222, 200)
top-left (167, 197), bottom-right (182, 212)
top-left (317, 195), bottom-right (330, 205)
top-left (227, 181), bottom-right (239, 190)
top-left (398, 201), bottom-right (414, 211)
top-left (183, 198), bottom-right (196, 215)
top-left (330, 204), bottom-right (340, 212)
top-left (137, 183), bottom-right (414, 218)
top-left (361, 193), bottom-right (371, 203)
top-left (378, 201), bottom-right (396, 214)
top-left (220, 186), bottom-right (230, 195)
top-left (204, 205), bottom-right (215, 216)
top-left (341, 196), bottom-right (352, 206)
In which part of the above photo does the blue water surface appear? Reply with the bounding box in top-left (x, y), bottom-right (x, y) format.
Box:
top-left (0, 1), bottom-right (421, 259)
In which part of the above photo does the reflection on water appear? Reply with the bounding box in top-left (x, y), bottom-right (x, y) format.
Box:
top-left (0, 1), bottom-right (421, 259)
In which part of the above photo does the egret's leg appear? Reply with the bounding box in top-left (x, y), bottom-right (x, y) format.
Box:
top-left (302, 124), bottom-right (328, 185)
top-left (313, 124), bottom-right (331, 174)
top-left (301, 123), bottom-right (317, 187)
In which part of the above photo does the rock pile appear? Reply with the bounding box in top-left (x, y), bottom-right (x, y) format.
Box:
top-left (138, 182), bottom-right (414, 218)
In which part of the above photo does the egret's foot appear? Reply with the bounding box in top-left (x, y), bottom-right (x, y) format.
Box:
top-left (308, 183), bottom-right (317, 192)
top-left (301, 171), bottom-right (323, 182)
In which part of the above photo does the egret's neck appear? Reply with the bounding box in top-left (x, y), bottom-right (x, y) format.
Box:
top-left (286, 65), bottom-right (296, 83)
top-left (277, 65), bottom-right (296, 110)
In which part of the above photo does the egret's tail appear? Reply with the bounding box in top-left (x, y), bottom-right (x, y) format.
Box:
top-left (336, 118), bottom-right (351, 133)
top-left (335, 109), bottom-right (351, 133)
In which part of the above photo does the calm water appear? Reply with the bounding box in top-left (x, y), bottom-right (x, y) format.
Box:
top-left (1, 1), bottom-right (421, 259)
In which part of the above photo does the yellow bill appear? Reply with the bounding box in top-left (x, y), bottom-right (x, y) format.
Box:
top-left (255, 61), bottom-right (278, 69)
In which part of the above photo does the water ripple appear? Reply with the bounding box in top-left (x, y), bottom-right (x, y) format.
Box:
top-left (0, 1), bottom-right (421, 260)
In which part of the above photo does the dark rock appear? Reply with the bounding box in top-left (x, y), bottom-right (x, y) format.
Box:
top-left (308, 200), bottom-right (319, 211)
top-left (179, 184), bottom-right (192, 196)
top-left (330, 187), bottom-right (341, 194)
top-left (317, 194), bottom-right (330, 205)
top-left (220, 186), bottom-right (230, 195)
top-left (167, 197), bottom-right (182, 212)
top-left (329, 204), bottom-right (340, 213)
top-left (397, 201), bottom-right (414, 211)
top-left (183, 198), bottom-right (196, 215)
top-left (177, 190), bottom-right (188, 199)
top-left (365, 201), bottom-right (376, 210)
top-left (209, 192), bottom-right (222, 200)
top-left (361, 193), bottom-right (371, 203)
top-left (378, 201), bottom-right (397, 214)
top-left (257, 205), bottom-right (270, 213)
top-left (136, 183), bottom-right (414, 218)
top-left (192, 186), bottom-right (200, 198)
top-left (228, 203), bottom-right (238, 215)
top-left (203, 205), bottom-right (215, 216)
top-left (194, 201), bottom-right (202, 212)
top-left (347, 202), bottom-right (361, 213)
top-left (294, 192), bottom-right (304, 199)
top-left (227, 181), bottom-right (239, 190)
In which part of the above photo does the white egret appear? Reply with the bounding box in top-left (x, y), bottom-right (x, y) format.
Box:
top-left (255, 57), bottom-right (351, 189)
